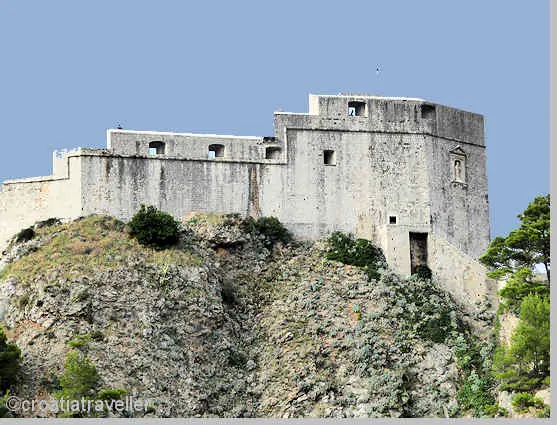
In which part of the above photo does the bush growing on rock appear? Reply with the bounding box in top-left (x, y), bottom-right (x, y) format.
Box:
top-left (97, 388), bottom-right (127, 401)
top-left (511, 392), bottom-right (545, 413)
top-left (413, 264), bottom-right (432, 280)
top-left (67, 334), bottom-right (91, 350)
top-left (324, 231), bottom-right (386, 280)
top-left (498, 267), bottom-right (549, 315)
top-left (242, 216), bottom-right (291, 247)
top-left (492, 294), bottom-right (550, 393)
top-left (36, 217), bottom-right (62, 229)
top-left (15, 227), bottom-right (35, 243)
top-left (128, 205), bottom-right (181, 249)
top-left (56, 352), bottom-right (100, 401)
top-left (0, 327), bottom-right (21, 393)
top-left (455, 371), bottom-right (496, 417)
top-left (511, 295), bottom-right (550, 377)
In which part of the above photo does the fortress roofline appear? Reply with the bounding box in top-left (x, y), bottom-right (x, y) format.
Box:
top-left (311, 93), bottom-right (426, 102)
top-left (307, 93), bottom-right (483, 117)
top-left (107, 128), bottom-right (262, 140)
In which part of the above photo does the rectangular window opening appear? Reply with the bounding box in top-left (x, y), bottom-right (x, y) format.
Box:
top-left (348, 101), bottom-right (366, 117)
top-left (265, 147), bottom-right (281, 160)
top-left (389, 216), bottom-right (397, 224)
top-left (421, 104), bottom-right (436, 120)
top-left (148, 141), bottom-right (165, 155)
top-left (323, 150), bottom-right (336, 166)
top-left (208, 144), bottom-right (225, 158)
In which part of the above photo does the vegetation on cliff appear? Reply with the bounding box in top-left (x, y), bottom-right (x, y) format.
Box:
top-left (128, 205), bottom-right (181, 249)
top-left (0, 326), bottom-right (22, 417)
top-left (0, 209), bottom-right (516, 418)
top-left (480, 194), bottom-right (550, 418)
top-left (480, 194), bottom-right (550, 282)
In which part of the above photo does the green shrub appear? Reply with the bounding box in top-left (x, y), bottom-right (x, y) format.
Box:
top-left (455, 371), bottom-right (496, 417)
top-left (510, 294), bottom-right (550, 376)
top-left (536, 404), bottom-right (550, 418)
top-left (325, 231), bottom-right (386, 281)
top-left (36, 218), bottom-right (62, 229)
top-left (0, 328), bottom-right (21, 393)
top-left (413, 264), bottom-right (432, 280)
top-left (56, 352), bottom-right (100, 400)
top-left (15, 227), bottom-right (35, 243)
top-left (511, 392), bottom-right (537, 413)
top-left (418, 310), bottom-right (451, 343)
top-left (453, 334), bottom-right (484, 371)
top-left (483, 403), bottom-right (507, 418)
top-left (243, 216), bottom-right (291, 247)
top-left (388, 274), bottom-right (460, 344)
top-left (1, 391), bottom-right (14, 418)
top-left (498, 268), bottom-right (549, 314)
top-left (255, 216), bottom-right (291, 245)
top-left (492, 294), bottom-right (550, 392)
top-left (452, 334), bottom-right (499, 417)
top-left (492, 345), bottom-right (541, 391)
top-left (97, 388), bottom-right (127, 401)
top-left (128, 205), bottom-right (180, 249)
top-left (507, 389), bottom-right (546, 413)
top-left (325, 231), bottom-right (352, 262)
top-left (67, 334), bottom-right (91, 350)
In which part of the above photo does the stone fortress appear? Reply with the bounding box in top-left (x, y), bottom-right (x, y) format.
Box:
top-left (0, 93), bottom-right (496, 312)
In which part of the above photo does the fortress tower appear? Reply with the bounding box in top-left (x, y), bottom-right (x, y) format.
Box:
top-left (0, 94), bottom-right (495, 312)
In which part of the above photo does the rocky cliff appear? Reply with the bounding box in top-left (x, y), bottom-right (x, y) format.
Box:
top-left (0, 214), bottom-right (495, 417)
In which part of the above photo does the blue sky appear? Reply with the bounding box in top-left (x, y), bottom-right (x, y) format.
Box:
top-left (0, 0), bottom-right (549, 239)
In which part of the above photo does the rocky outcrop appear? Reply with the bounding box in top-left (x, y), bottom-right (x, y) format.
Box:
top-left (0, 214), bottom-right (494, 417)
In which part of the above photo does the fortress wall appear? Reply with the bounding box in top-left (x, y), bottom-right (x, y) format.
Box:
top-left (108, 130), bottom-right (269, 161)
top-left (260, 126), bottom-right (431, 272)
top-left (52, 149), bottom-right (82, 177)
top-left (274, 110), bottom-right (430, 134)
top-left (426, 136), bottom-right (490, 259)
top-left (0, 95), bottom-right (491, 316)
top-left (0, 156), bottom-right (82, 249)
top-left (79, 155), bottom-right (264, 222)
top-left (306, 96), bottom-right (483, 145)
top-left (428, 233), bottom-right (498, 316)
top-left (313, 95), bottom-right (427, 126)
top-left (272, 102), bottom-right (487, 260)
top-left (52, 154), bottom-right (68, 177)
top-left (435, 106), bottom-right (484, 146)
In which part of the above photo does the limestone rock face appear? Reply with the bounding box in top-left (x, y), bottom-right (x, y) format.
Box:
top-left (0, 215), bottom-right (493, 418)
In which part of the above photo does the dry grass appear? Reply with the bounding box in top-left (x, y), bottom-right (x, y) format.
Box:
top-left (0, 215), bottom-right (201, 284)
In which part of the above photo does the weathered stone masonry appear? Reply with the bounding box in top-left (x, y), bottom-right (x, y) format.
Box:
top-left (0, 94), bottom-right (496, 311)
